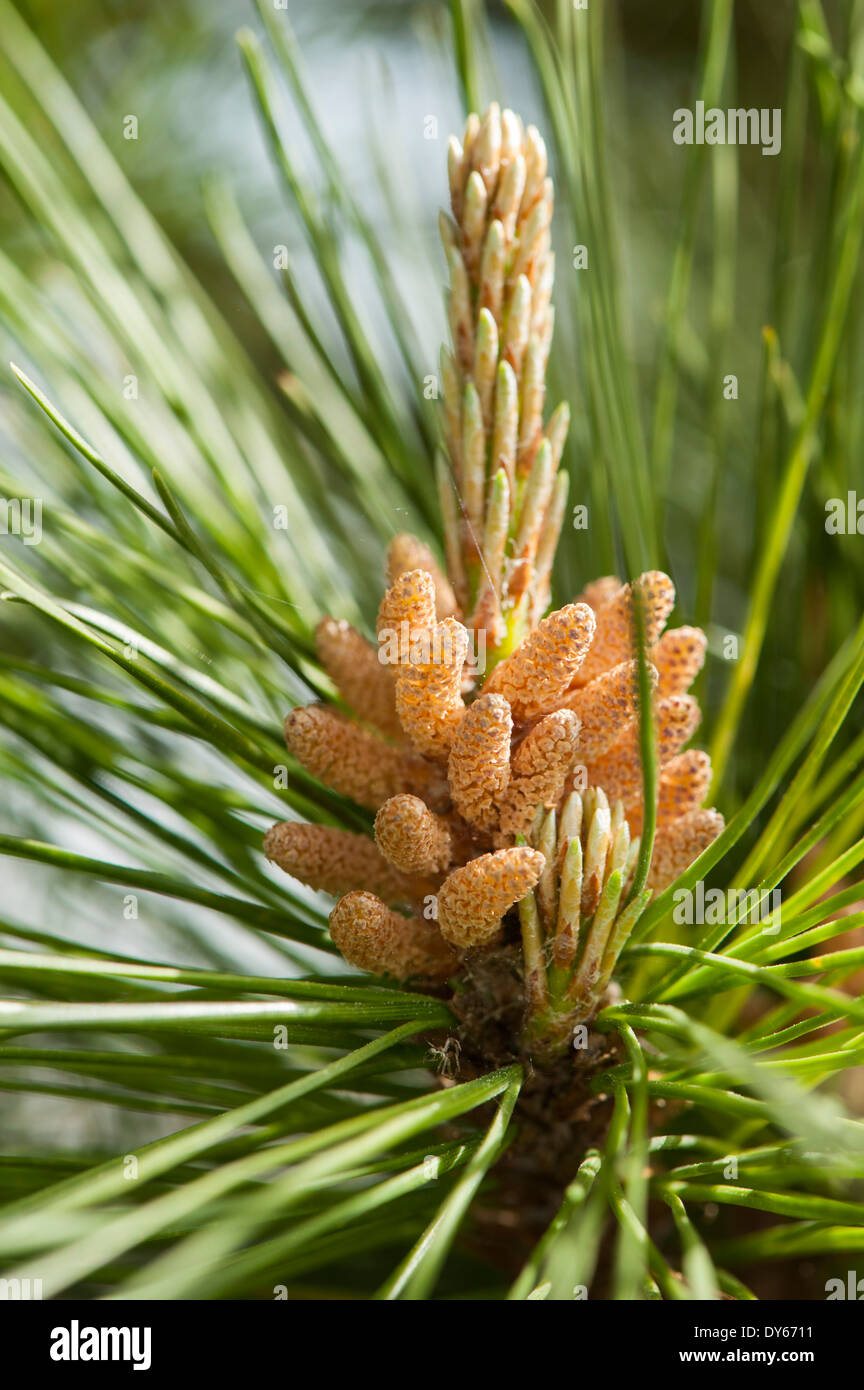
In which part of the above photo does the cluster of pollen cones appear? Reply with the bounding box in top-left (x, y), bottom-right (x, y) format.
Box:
top-left (263, 104), bottom-right (724, 1048)
top-left (265, 551), bottom-right (724, 1038)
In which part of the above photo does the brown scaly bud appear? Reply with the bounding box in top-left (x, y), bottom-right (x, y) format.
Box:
top-left (315, 618), bottom-right (400, 738)
top-left (329, 892), bottom-right (457, 981)
top-left (585, 694), bottom-right (702, 808)
top-left (447, 692), bottom-right (513, 830)
top-left (374, 794), bottom-right (453, 875)
top-left (285, 706), bottom-right (441, 810)
top-left (627, 749), bottom-right (713, 837)
top-left (651, 626), bottom-right (707, 697)
top-left (437, 846), bottom-right (545, 948)
top-left (395, 617), bottom-right (468, 760)
top-left (575, 571), bottom-right (676, 686)
top-left (264, 822), bottom-right (409, 907)
top-left (497, 709), bottom-right (582, 840)
top-left (560, 660), bottom-right (658, 762)
top-left (646, 808), bottom-right (725, 891)
top-left (387, 534), bottom-right (461, 621)
top-left (484, 602), bottom-right (596, 722)
top-left (376, 568), bottom-right (436, 648)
